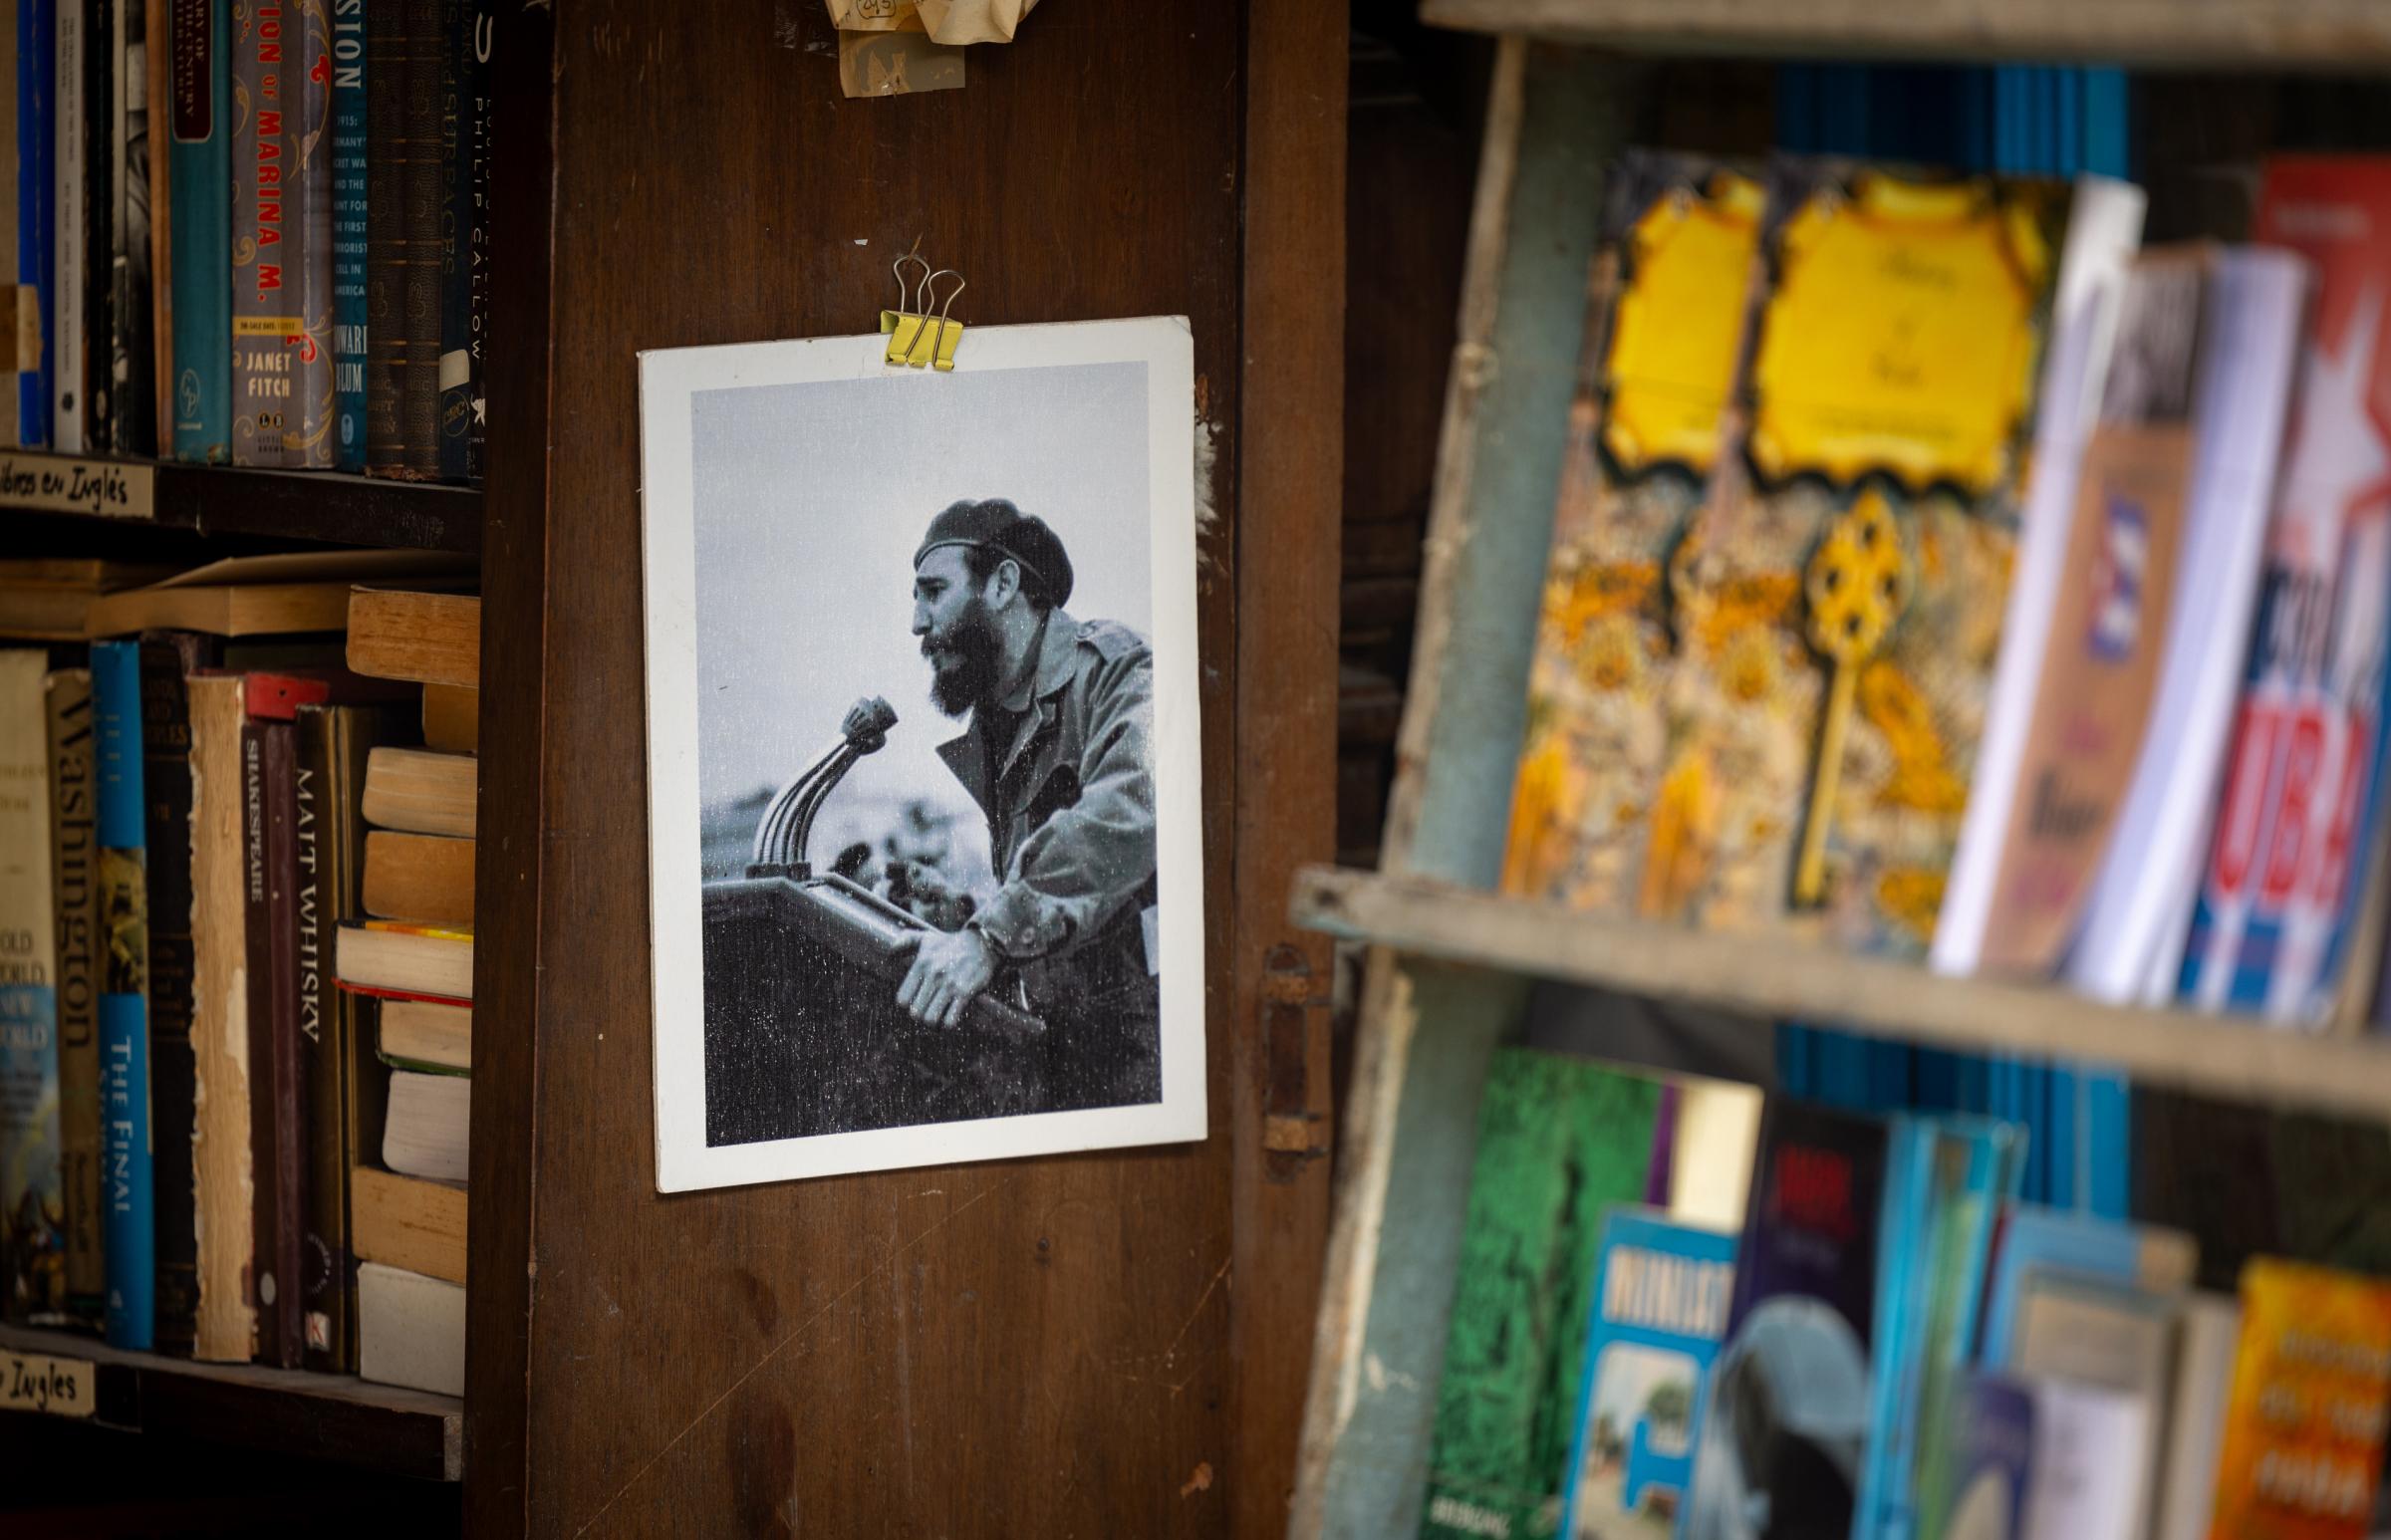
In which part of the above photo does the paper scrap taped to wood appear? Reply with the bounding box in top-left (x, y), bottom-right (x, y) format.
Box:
top-left (838, 25), bottom-right (965, 97)
top-left (916, 0), bottom-right (1039, 44)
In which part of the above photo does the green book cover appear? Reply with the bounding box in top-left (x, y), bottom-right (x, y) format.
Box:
top-left (1422, 1049), bottom-right (1667, 1540)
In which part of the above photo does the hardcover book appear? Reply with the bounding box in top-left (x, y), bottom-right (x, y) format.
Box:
top-left (231, 0), bottom-right (334, 467)
top-left (1503, 151), bottom-right (1763, 914)
top-left (1928, 1374), bottom-right (2033, 1540)
top-left (46, 667), bottom-right (104, 1321)
top-left (91, 639), bottom-right (153, 1350)
top-left (330, 0), bottom-right (367, 468)
top-left (1641, 160), bottom-right (2140, 957)
top-left (1, 650), bottom-right (65, 1324)
top-left (1557, 1209), bottom-right (1735, 1540)
top-left (238, 706), bottom-right (302, 1364)
top-left (168, 0), bottom-right (232, 462)
top-left (110, 0), bottom-right (155, 457)
top-left (51, 0), bottom-right (84, 448)
top-left (1683, 1100), bottom-right (1893, 1540)
top-left (183, 673), bottom-right (258, 1362)
top-left (18, 0), bottom-right (53, 448)
top-left (1421, 1051), bottom-right (1667, 1540)
top-left (435, 0), bottom-right (488, 480)
top-left (2208, 1258), bottom-right (2391, 1538)
top-left (2179, 158), bottom-right (2391, 1025)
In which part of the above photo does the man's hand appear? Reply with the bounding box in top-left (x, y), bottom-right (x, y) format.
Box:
top-left (895, 926), bottom-right (997, 1027)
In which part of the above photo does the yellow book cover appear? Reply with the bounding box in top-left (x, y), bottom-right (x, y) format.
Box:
top-left (1503, 152), bottom-right (1765, 909)
top-left (2209, 1258), bottom-right (2391, 1539)
top-left (1644, 159), bottom-right (2072, 954)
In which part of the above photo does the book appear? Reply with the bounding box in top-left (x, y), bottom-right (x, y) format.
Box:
top-left (17, 0), bottom-right (50, 448)
top-left (2064, 249), bottom-right (2309, 1005)
top-left (1, 649), bottom-right (65, 1324)
top-left (346, 587), bottom-right (478, 686)
top-left (363, 830), bottom-right (472, 926)
top-left (297, 700), bottom-right (398, 1371)
top-left (1642, 162), bottom-right (2143, 956)
top-left (2015, 1377), bottom-right (2149, 1540)
top-left (46, 666), bottom-right (102, 1321)
top-left (231, 0), bottom-right (332, 468)
top-left (144, 0), bottom-right (167, 446)
top-left (54, 0), bottom-right (112, 450)
top-left (90, 638), bottom-right (152, 1350)
top-left (2152, 1292), bottom-right (2239, 1540)
top-left (350, 1161), bottom-right (461, 1284)
top-left (1683, 1100), bottom-right (1892, 1540)
top-left (366, 0), bottom-right (437, 476)
top-left (381, 1066), bottom-right (464, 1182)
top-left (436, 0), bottom-right (487, 481)
top-left (1420, 1050), bottom-right (1667, 1540)
top-left (182, 672), bottom-right (258, 1363)
top-left (139, 632), bottom-right (215, 1357)
top-left (1502, 151), bottom-right (1764, 914)
top-left (1978, 1205), bottom-right (2197, 1367)
top-left (420, 680), bottom-right (474, 753)
top-left (2180, 156), bottom-right (2391, 1025)
top-left (379, 995), bottom-right (466, 1071)
top-left (48, 0), bottom-right (78, 448)
top-left (2208, 1258), bottom-right (2391, 1538)
top-left (2004, 1274), bottom-right (2175, 1539)
top-left (0, 557), bottom-right (180, 639)
top-left (83, 549), bottom-right (473, 639)
top-left (237, 701), bottom-right (301, 1365)
top-left (361, 746), bottom-right (474, 838)
top-left (356, 1257), bottom-right (461, 1395)
top-left (1930, 1375), bottom-right (2034, 1540)
top-left (166, 0), bottom-right (230, 463)
top-left (1940, 247), bottom-right (2258, 976)
top-left (336, 917), bottom-right (470, 1002)
top-left (329, 0), bottom-right (366, 469)
top-left (1557, 1209), bottom-right (1734, 1540)
top-left (110, 0), bottom-right (153, 458)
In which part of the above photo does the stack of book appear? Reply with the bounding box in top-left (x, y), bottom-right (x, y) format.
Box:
top-left (338, 584), bottom-right (477, 1398)
top-left (1421, 1051), bottom-right (2391, 1540)
top-left (0, 554), bottom-right (474, 1402)
top-left (0, 0), bottom-right (494, 479)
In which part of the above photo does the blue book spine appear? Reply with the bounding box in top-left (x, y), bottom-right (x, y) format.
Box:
top-left (16, 0), bottom-right (52, 446)
top-left (91, 641), bottom-right (153, 1351)
top-left (166, 0), bottom-right (231, 463)
top-left (330, 0), bottom-right (368, 470)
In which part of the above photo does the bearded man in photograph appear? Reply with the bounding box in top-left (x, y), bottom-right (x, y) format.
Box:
top-left (897, 498), bottom-right (1164, 1105)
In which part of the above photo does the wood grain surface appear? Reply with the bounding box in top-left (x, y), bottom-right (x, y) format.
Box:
top-left (468, 0), bottom-right (1340, 1533)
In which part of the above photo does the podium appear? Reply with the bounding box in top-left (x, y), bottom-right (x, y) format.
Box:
top-left (701, 873), bottom-right (1052, 1145)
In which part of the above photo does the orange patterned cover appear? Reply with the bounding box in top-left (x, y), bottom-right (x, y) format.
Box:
top-left (2208, 1258), bottom-right (2391, 1539)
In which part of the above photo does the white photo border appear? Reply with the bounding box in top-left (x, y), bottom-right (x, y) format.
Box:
top-left (639, 317), bottom-right (1206, 1192)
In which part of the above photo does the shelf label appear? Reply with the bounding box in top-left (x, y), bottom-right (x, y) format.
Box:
top-left (0, 453), bottom-right (157, 519)
top-left (2, 1349), bottom-right (95, 1417)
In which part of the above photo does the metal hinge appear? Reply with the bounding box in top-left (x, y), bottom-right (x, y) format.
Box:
top-left (1260, 942), bottom-right (1332, 1180)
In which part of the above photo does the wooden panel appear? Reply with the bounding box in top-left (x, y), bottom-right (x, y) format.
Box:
top-left (495, 0), bottom-right (1329, 1533)
top-left (1294, 866), bottom-right (2391, 1124)
top-left (1422, 0), bottom-right (2391, 69)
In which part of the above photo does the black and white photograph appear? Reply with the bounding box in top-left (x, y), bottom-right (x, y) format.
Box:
top-left (639, 317), bottom-right (1204, 1191)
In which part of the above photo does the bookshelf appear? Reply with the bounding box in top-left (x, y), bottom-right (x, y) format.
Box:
top-left (1290, 26), bottom-right (2391, 1540)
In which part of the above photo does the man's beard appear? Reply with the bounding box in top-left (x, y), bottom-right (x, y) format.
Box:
top-left (923, 599), bottom-right (1000, 717)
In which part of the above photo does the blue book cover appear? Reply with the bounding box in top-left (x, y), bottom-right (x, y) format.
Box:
top-left (1558, 1209), bottom-right (1735, 1540)
top-left (330, 0), bottom-right (368, 470)
top-left (91, 640), bottom-right (153, 1350)
top-left (1977, 1205), bottom-right (2194, 1369)
top-left (1922, 1375), bottom-right (2033, 1540)
top-left (167, 0), bottom-right (231, 463)
top-left (16, 0), bottom-right (52, 446)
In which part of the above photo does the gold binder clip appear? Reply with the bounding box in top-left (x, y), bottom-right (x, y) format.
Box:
top-left (905, 269), bottom-right (966, 372)
top-left (884, 250), bottom-right (933, 363)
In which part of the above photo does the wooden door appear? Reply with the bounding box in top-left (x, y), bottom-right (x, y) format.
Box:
top-left (469, 1), bottom-right (1343, 1534)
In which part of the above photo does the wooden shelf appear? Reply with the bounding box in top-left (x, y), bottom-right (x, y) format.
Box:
top-left (1422, 0), bottom-right (2391, 69)
top-left (1, 453), bottom-right (481, 554)
top-left (0, 1324), bottom-right (462, 1481)
top-left (1293, 864), bottom-right (2391, 1122)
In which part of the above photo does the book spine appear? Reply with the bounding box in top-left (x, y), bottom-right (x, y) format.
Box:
top-left (138, 636), bottom-right (203, 1355)
top-left (360, 0), bottom-right (397, 470)
top-left (1, 657), bottom-right (65, 1326)
top-left (251, 717), bottom-right (306, 1364)
top-left (329, 0), bottom-right (363, 470)
top-left (291, 0), bottom-right (331, 466)
top-left (397, 0), bottom-right (434, 475)
top-left (434, 0), bottom-right (484, 482)
top-left (80, 0), bottom-right (111, 445)
top-left (230, 0), bottom-right (283, 465)
top-left (90, 640), bottom-right (151, 1351)
top-left (238, 717), bottom-right (285, 1361)
top-left (46, 667), bottom-right (104, 1323)
top-left (111, 0), bottom-right (153, 457)
top-left (309, 703), bottom-right (388, 1370)
top-left (460, 0), bottom-right (485, 481)
top-left (50, 0), bottom-right (78, 448)
top-left (18, 0), bottom-right (51, 447)
top-left (146, 0), bottom-right (170, 449)
top-left (166, 0), bottom-right (228, 462)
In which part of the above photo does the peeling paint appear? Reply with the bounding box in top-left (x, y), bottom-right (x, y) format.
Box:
top-left (1180, 1461), bottom-right (1214, 1497)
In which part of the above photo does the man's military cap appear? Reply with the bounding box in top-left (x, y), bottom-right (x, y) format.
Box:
top-left (914, 499), bottom-right (1076, 610)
